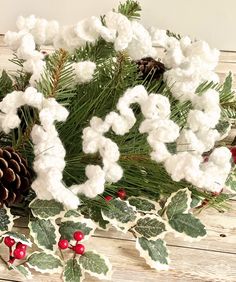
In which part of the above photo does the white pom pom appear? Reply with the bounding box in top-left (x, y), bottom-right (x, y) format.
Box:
top-left (72, 61), bottom-right (96, 83)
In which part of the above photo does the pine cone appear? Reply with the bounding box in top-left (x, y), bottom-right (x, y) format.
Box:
top-left (0, 147), bottom-right (31, 206)
top-left (136, 57), bottom-right (165, 81)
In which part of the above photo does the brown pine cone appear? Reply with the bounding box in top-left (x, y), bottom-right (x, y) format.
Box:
top-left (0, 147), bottom-right (32, 206)
top-left (136, 57), bottom-right (165, 81)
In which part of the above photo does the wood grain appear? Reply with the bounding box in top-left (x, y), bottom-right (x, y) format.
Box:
top-left (0, 35), bottom-right (235, 281)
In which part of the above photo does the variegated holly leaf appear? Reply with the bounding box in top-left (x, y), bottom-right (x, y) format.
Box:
top-left (79, 251), bottom-right (112, 280)
top-left (0, 206), bottom-right (14, 234)
top-left (190, 196), bottom-right (202, 208)
top-left (29, 199), bottom-right (64, 219)
top-left (128, 197), bottom-right (160, 213)
top-left (169, 213), bottom-right (206, 239)
top-left (63, 259), bottom-right (84, 282)
top-left (136, 237), bottom-right (169, 270)
top-left (59, 216), bottom-right (95, 241)
top-left (2, 231), bottom-right (32, 247)
top-left (27, 252), bottom-right (63, 274)
top-left (81, 206), bottom-right (110, 230)
top-left (134, 215), bottom-right (167, 239)
top-left (29, 218), bottom-right (59, 252)
top-left (64, 210), bottom-right (81, 218)
top-left (12, 265), bottom-right (32, 279)
top-left (225, 166), bottom-right (236, 192)
top-left (101, 199), bottom-right (137, 232)
top-left (165, 188), bottom-right (192, 219)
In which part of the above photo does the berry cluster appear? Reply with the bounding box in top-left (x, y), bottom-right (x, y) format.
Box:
top-left (58, 230), bottom-right (85, 255)
top-left (4, 236), bottom-right (27, 263)
top-left (104, 188), bottom-right (127, 202)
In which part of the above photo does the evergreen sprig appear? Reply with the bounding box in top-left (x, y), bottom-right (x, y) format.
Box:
top-left (118, 0), bottom-right (141, 20)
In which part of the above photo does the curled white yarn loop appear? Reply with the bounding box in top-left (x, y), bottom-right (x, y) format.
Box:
top-left (0, 87), bottom-right (80, 209)
top-left (1, 11), bottom-right (232, 207)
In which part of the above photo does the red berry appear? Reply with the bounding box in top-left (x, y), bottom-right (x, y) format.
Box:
top-left (74, 244), bottom-right (85, 255)
top-left (58, 239), bottom-right (69, 250)
top-left (4, 237), bottom-right (15, 247)
top-left (117, 189), bottom-right (126, 200)
top-left (73, 231), bottom-right (84, 242)
top-left (16, 242), bottom-right (27, 251)
top-left (230, 147), bottom-right (236, 164)
top-left (105, 195), bottom-right (113, 202)
top-left (13, 248), bottom-right (26, 260)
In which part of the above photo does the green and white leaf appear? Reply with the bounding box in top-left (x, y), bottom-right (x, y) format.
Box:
top-left (136, 237), bottom-right (169, 270)
top-left (168, 213), bottom-right (206, 240)
top-left (12, 265), bottom-right (33, 279)
top-left (63, 259), bottom-right (85, 282)
top-left (59, 216), bottom-right (96, 241)
top-left (101, 199), bottom-right (137, 233)
top-left (165, 188), bottom-right (192, 219)
top-left (2, 231), bottom-right (32, 247)
top-left (134, 215), bottom-right (167, 239)
top-left (225, 166), bottom-right (236, 192)
top-left (0, 206), bottom-right (15, 234)
top-left (64, 210), bottom-right (81, 218)
top-left (79, 251), bottom-right (112, 280)
top-left (27, 252), bottom-right (63, 274)
top-left (80, 206), bottom-right (110, 230)
top-left (29, 198), bottom-right (65, 219)
top-left (190, 196), bottom-right (202, 208)
top-left (29, 218), bottom-right (60, 252)
top-left (128, 197), bottom-right (161, 213)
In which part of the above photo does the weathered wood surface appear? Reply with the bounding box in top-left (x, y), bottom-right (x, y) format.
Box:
top-left (0, 36), bottom-right (236, 282)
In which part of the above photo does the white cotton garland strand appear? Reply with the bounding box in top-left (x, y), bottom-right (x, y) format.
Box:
top-left (0, 87), bottom-right (80, 209)
top-left (4, 12), bottom-right (156, 86)
top-left (2, 12), bottom-right (233, 202)
top-left (71, 84), bottom-right (231, 197)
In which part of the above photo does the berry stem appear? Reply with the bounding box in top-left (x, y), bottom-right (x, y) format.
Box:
top-left (9, 246), bottom-right (13, 257)
top-left (59, 248), bottom-right (65, 261)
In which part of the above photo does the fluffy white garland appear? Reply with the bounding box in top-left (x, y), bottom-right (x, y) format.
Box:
top-left (0, 87), bottom-right (80, 209)
top-left (4, 12), bottom-right (156, 86)
top-left (2, 11), bottom-right (232, 207)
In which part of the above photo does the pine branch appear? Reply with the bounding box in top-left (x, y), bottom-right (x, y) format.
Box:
top-left (166, 30), bottom-right (182, 40)
top-left (37, 49), bottom-right (75, 100)
top-left (118, 0), bottom-right (141, 20)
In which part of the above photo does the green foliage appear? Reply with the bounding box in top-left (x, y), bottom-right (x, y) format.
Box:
top-left (128, 197), bottom-right (158, 213)
top-left (101, 199), bottom-right (136, 231)
top-left (29, 199), bottom-right (65, 219)
top-left (79, 251), bottom-right (112, 279)
top-left (134, 216), bottom-right (166, 239)
top-left (27, 252), bottom-right (63, 274)
top-left (29, 218), bottom-right (58, 251)
top-left (2, 231), bottom-right (32, 246)
top-left (59, 218), bottom-right (94, 241)
top-left (225, 166), bottom-right (236, 192)
top-left (165, 189), bottom-right (191, 219)
top-left (118, 0), bottom-right (141, 20)
top-left (169, 213), bottom-right (206, 238)
top-left (0, 207), bottom-right (14, 233)
top-left (136, 237), bottom-right (169, 270)
top-left (166, 30), bottom-right (182, 40)
top-left (63, 259), bottom-right (84, 282)
top-left (0, 70), bottom-right (13, 99)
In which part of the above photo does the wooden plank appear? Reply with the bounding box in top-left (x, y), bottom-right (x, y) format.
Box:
top-left (0, 228), bottom-right (235, 282)
top-left (94, 201), bottom-right (236, 254)
top-left (13, 200), bottom-right (236, 255)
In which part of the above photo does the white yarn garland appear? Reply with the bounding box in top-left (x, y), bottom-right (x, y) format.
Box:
top-left (0, 87), bottom-right (80, 209)
top-left (1, 11), bottom-right (233, 207)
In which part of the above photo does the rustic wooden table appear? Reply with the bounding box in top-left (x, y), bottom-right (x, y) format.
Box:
top-left (0, 37), bottom-right (236, 282)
